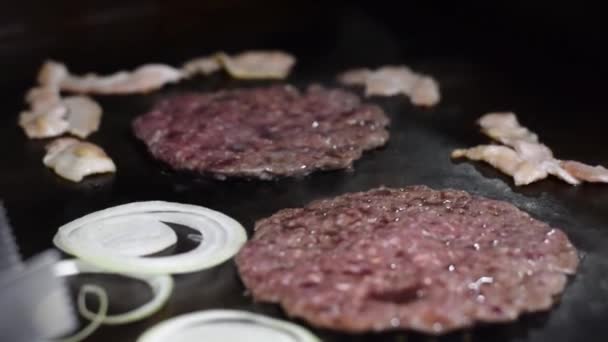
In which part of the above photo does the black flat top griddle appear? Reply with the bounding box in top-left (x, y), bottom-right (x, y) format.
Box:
top-left (2, 4), bottom-right (608, 342)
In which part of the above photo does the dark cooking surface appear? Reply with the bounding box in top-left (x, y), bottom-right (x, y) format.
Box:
top-left (2, 5), bottom-right (608, 342)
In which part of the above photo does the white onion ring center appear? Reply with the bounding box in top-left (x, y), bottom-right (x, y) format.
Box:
top-left (70, 215), bottom-right (177, 256)
top-left (53, 201), bottom-right (247, 275)
top-left (137, 310), bottom-right (320, 342)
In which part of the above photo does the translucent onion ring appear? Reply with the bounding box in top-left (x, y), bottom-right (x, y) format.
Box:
top-left (56, 284), bottom-right (108, 342)
top-left (137, 310), bottom-right (321, 342)
top-left (54, 259), bottom-right (173, 325)
top-left (53, 201), bottom-right (248, 275)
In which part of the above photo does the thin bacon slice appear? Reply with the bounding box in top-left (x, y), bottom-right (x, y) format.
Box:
top-left (482, 117), bottom-right (579, 185)
top-left (365, 66), bottom-right (418, 97)
top-left (43, 138), bottom-right (116, 182)
top-left (451, 145), bottom-right (554, 186)
top-left (37, 60), bottom-right (68, 87)
top-left (452, 145), bottom-right (524, 179)
top-left (337, 65), bottom-right (440, 106)
top-left (337, 68), bottom-right (371, 85)
top-left (478, 112), bottom-right (538, 145)
top-left (217, 51), bottom-right (296, 79)
top-left (410, 76), bottom-right (441, 107)
top-left (19, 85), bottom-right (102, 139)
top-left (26, 86), bottom-right (62, 113)
top-left (181, 56), bottom-right (221, 77)
top-left (19, 106), bottom-right (69, 139)
top-left (509, 140), bottom-right (580, 185)
top-left (61, 64), bottom-right (183, 94)
top-left (62, 96), bottom-right (102, 138)
top-left (560, 161), bottom-right (608, 183)
top-left (452, 112), bottom-right (606, 186)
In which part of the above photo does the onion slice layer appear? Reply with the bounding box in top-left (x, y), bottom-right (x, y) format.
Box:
top-left (54, 259), bottom-right (174, 325)
top-left (53, 201), bottom-right (247, 274)
top-left (56, 284), bottom-right (108, 342)
top-left (137, 310), bottom-right (321, 342)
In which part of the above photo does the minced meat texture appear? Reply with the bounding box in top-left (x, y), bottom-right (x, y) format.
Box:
top-left (235, 186), bottom-right (579, 334)
top-left (132, 84), bottom-right (390, 180)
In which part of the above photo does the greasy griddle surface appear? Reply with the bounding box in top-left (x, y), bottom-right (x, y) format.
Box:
top-left (2, 8), bottom-right (608, 342)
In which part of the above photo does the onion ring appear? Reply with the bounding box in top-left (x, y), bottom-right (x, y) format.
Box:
top-left (54, 259), bottom-right (174, 325)
top-left (53, 201), bottom-right (247, 274)
top-left (56, 284), bottom-right (108, 342)
top-left (137, 310), bottom-right (320, 342)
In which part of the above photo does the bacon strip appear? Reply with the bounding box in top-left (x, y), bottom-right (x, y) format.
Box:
top-left (452, 145), bottom-right (526, 181)
top-left (43, 138), bottom-right (116, 182)
top-left (216, 51), bottom-right (296, 79)
top-left (453, 112), bottom-right (605, 186)
top-left (560, 161), bottom-right (608, 183)
top-left (60, 63), bottom-right (183, 95)
top-left (477, 112), bottom-right (538, 145)
top-left (337, 65), bottom-right (441, 107)
top-left (19, 106), bottom-right (69, 139)
top-left (62, 96), bottom-right (102, 138)
top-left (19, 82), bottom-right (102, 139)
top-left (337, 68), bottom-right (371, 85)
top-left (181, 56), bottom-right (221, 77)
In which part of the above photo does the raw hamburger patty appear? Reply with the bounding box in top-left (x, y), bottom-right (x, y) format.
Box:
top-left (235, 186), bottom-right (579, 334)
top-left (132, 84), bottom-right (389, 179)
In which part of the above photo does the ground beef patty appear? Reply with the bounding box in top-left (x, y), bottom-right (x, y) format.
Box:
top-left (132, 84), bottom-right (389, 179)
top-left (235, 186), bottom-right (579, 334)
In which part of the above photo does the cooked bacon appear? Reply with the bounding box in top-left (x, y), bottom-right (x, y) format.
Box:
top-left (19, 84), bottom-right (102, 139)
top-left (560, 161), bottom-right (608, 183)
top-left (43, 138), bottom-right (116, 182)
top-left (217, 50), bottom-right (296, 79)
top-left (510, 140), bottom-right (580, 185)
top-left (337, 65), bottom-right (440, 106)
top-left (181, 55), bottom-right (221, 77)
top-left (337, 68), bottom-right (371, 85)
top-left (25, 86), bottom-right (63, 114)
top-left (37, 60), bottom-right (68, 87)
top-left (452, 143), bottom-right (579, 186)
top-left (453, 112), bottom-right (605, 186)
top-left (478, 112), bottom-right (538, 145)
top-left (61, 64), bottom-right (183, 94)
top-left (451, 145), bottom-right (550, 185)
top-left (452, 145), bottom-right (524, 177)
top-left (22, 62), bottom-right (177, 138)
top-left (62, 96), bottom-right (102, 138)
top-left (365, 66), bottom-right (418, 97)
top-left (37, 60), bottom-right (178, 94)
top-left (410, 76), bottom-right (441, 107)
top-left (19, 106), bottom-right (69, 139)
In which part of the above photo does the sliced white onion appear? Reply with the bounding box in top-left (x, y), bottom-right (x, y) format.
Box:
top-left (53, 201), bottom-right (247, 274)
top-left (66, 214), bottom-right (177, 257)
top-left (137, 310), bottom-right (320, 342)
top-left (56, 284), bottom-right (108, 342)
top-left (54, 259), bottom-right (174, 325)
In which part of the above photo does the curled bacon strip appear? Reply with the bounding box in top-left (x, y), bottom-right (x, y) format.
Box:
top-left (453, 112), bottom-right (606, 185)
top-left (19, 63), bottom-right (103, 139)
top-left (337, 65), bottom-right (440, 107)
